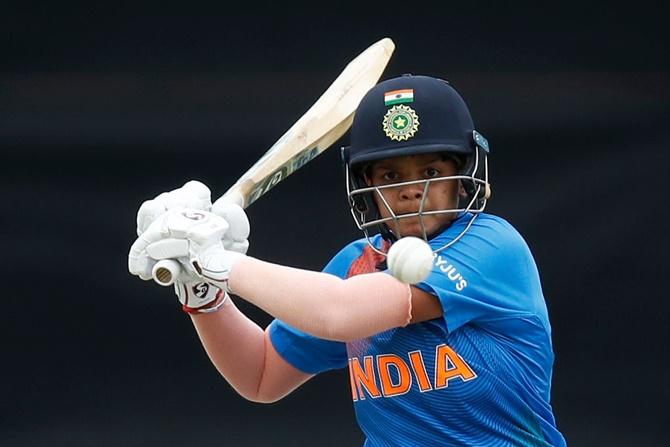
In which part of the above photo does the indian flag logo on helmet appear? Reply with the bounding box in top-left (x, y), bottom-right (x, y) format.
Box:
top-left (384, 89), bottom-right (414, 106)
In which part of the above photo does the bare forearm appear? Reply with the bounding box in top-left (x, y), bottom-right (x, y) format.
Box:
top-left (189, 298), bottom-right (266, 400)
top-left (228, 257), bottom-right (412, 342)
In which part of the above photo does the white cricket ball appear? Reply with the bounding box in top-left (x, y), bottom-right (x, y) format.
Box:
top-left (387, 237), bottom-right (434, 284)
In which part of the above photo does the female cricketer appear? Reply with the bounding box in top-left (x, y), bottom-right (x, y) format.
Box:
top-left (129, 75), bottom-right (567, 446)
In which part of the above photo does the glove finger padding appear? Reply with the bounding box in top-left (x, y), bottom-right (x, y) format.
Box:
top-left (136, 180), bottom-right (213, 236)
top-left (181, 212), bottom-right (230, 247)
top-left (181, 180), bottom-right (212, 202)
top-left (130, 208), bottom-right (214, 280)
top-left (150, 208), bottom-right (229, 244)
top-left (129, 219), bottom-right (175, 280)
top-left (145, 240), bottom-right (202, 283)
top-left (128, 252), bottom-right (155, 281)
top-left (145, 238), bottom-right (190, 260)
top-left (136, 199), bottom-right (168, 237)
top-left (142, 208), bottom-right (230, 276)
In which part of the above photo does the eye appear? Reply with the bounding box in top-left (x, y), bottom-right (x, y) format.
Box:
top-left (382, 171), bottom-right (399, 182)
top-left (425, 167), bottom-right (440, 178)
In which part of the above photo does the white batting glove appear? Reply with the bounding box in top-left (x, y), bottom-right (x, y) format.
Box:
top-left (190, 243), bottom-right (245, 293)
top-left (212, 200), bottom-right (250, 254)
top-left (171, 195), bottom-right (249, 310)
top-left (129, 208), bottom-right (224, 312)
top-left (173, 280), bottom-right (227, 314)
top-left (130, 181), bottom-right (212, 281)
top-left (130, 207), bottom-right (229, 279)
top-left (136, 180), bottom-right (213, 236)
top-left (129, 182), bottom-right (250, 281)
top-left (136, 180), bottom-right (250, 251)
top-left (141, 209), bottom-right (246, 293)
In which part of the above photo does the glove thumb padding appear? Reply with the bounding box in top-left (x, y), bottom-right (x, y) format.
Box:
top-left (136, 199), bottom-right (167, 236)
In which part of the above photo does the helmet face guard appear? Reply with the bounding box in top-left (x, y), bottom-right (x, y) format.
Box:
top-left (343, 133), bottom-right (490, 254)
top-left (341, 75), bottom-right (491, 255)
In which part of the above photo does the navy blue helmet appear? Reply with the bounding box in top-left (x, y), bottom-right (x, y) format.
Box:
top-left (341, 74), bottom-right (491, 248)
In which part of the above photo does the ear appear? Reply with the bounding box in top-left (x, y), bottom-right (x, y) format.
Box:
top-left (362, 164), bottom-right (373, 186)
top-left (458, 182), bottom-right (468, 198)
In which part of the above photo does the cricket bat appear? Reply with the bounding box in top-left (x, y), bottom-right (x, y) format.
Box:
top-left (152, 37), bottom-right (395, 286)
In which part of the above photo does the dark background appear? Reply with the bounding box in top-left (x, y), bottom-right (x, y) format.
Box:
top-left (2, 2), bottom-right (668, 446)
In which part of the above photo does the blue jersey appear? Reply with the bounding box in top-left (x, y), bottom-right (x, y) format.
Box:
top-left (269, 213), bottom-right (566, 446)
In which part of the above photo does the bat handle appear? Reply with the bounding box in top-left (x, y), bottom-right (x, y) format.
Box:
top-left (152, 259), bottom-right (181, 287)
top-left (214, 188), bottom-right (246, 209)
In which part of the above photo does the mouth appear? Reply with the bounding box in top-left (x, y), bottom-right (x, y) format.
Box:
top-left (393, 208), bottom-right (423, 218)
top-left (390, 215), bottom-right (431, 233)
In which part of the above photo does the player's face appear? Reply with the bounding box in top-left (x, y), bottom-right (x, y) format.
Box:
top-left (367, 153), bottom-right (461, 238)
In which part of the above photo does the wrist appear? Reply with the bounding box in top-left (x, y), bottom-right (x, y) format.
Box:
top-left (224, 252), bottom-right (251, 296)
top-left (175, 279), bottom-right (225, 311)
top-left (182, 289), bottom-right (228, 314)
top-left (195, 248), bottom-right (247, 294)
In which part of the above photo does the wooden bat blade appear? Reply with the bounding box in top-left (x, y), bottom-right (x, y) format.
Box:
top-left (216, 37), bottom-right (395, 209)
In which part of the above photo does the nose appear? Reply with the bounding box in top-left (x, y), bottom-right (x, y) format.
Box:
top-left (399, 183), bottom-right (424, 201)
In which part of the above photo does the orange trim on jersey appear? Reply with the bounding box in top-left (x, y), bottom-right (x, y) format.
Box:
top-left (346, 241), bottom-right (391, 278)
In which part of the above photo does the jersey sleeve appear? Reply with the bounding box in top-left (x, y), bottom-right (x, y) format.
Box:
top-left (268, 320), bottom-right (347, 374)
top-left (268, 240), bottom-right (368, 374)
top-left (415, 214), bottom-right (550, 334)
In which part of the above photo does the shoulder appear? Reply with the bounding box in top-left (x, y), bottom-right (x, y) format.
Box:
top-left (474, 213), bottom-right (537, 270)
top-left (322, 235), bottom-right (383, 277)
top-left (414, 213), bottom-right (551, 333)
top-left (432, 213), bottom-right (533, 263)
top-left (464, 213), bottom-right (526, 244)
top-left (427, 213), bottom-right (545, 314)
top-left (475, 213), bottom-right (526, 241)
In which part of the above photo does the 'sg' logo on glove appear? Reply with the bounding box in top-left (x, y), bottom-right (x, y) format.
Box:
top-left (182, 210), bottom-right (207, 221)
top-left (193, 282), bottom-right (210, 298)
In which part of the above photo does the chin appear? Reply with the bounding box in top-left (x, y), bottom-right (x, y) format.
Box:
top-left (394, 220), bottom-right (437, 239)
top-left (387, 215), bottom-right (452, 239)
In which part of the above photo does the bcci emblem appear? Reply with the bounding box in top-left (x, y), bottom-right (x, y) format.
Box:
top-left (382, 104), bottom-right (419, 141)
